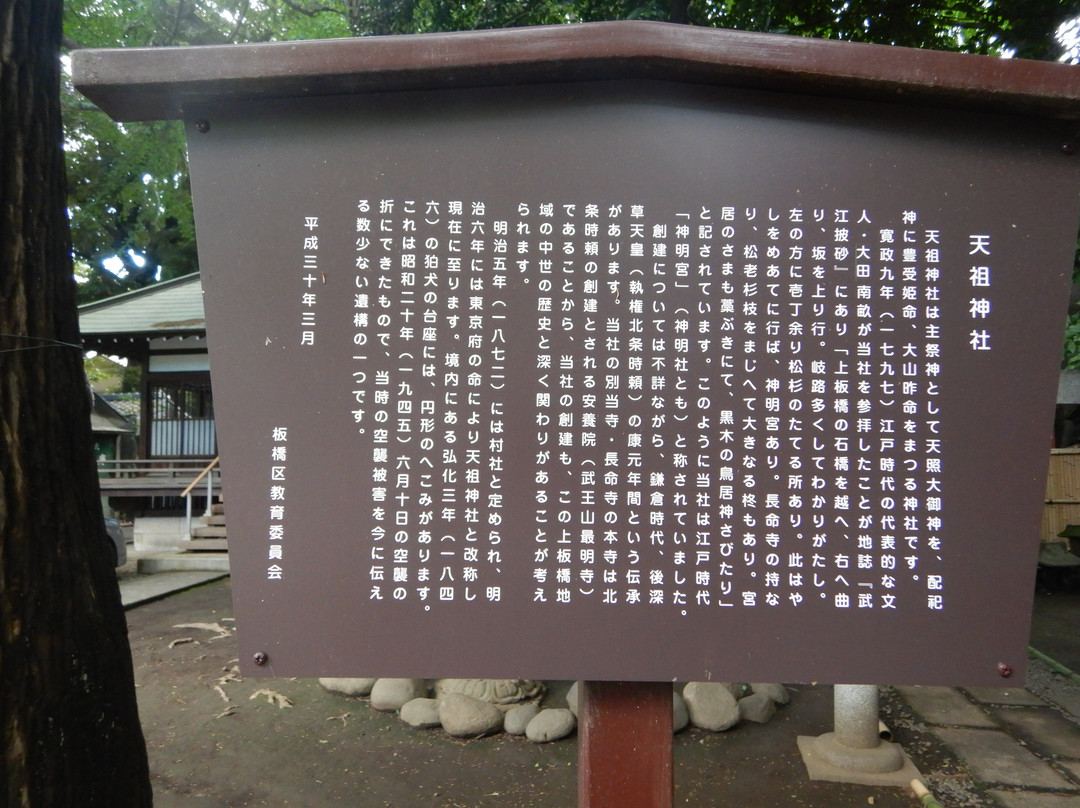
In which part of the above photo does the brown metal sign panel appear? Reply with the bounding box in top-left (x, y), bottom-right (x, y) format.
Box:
top-left (72, 22), bottom-right (1080, 123)
top-left (180, 76), bottom-right (1079, 685)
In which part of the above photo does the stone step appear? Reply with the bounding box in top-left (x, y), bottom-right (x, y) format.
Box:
top-left (211, 502), bottom-right (226, 515)
top-left (192, 525), bottom-right (227, 538)
top-left (179, 538), bottom-right (229, 552)
top-left (204, 514), bottom-right (227, 526)
top-left (138, 552), bottom-right (230, 573)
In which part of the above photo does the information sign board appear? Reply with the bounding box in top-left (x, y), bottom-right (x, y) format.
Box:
top-left (74, 23), bottom-right (1080, 685)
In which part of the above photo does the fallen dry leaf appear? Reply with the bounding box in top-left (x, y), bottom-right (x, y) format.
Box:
top-left (174, 622), bottom-right (231, 640)
top-left (250, 688), bottom-right (294, 709)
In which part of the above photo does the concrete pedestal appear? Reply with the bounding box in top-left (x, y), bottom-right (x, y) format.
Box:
top-left (798, 684), bottom-right (921, 787)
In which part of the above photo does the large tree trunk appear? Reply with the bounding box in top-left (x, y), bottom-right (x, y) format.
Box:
top-left (0, 1), bottom-right (153, 804)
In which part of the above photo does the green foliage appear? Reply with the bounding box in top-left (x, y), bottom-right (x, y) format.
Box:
top-left (1065, 312), bottom-right (1080, 370)
top-left (63, 0), bottom-right (354, 303)
top-left (1066, 233), bottom-right (1080, 369)
top-left (84, 354), bottom-right (128, 391)
top-left (64, 0), bottom-right (1080, 305)
top-left (65, 0), bottom-right (353, 47)
top-left (690, 0), bottom-right (1080, 57)
top-left (64, 106), bottom-right (195, 301)
top-left (121, 361), bottom-right (142, 393)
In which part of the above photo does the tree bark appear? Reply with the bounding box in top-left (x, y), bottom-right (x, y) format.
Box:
top-left (0, 0), bottom-right (153, 804)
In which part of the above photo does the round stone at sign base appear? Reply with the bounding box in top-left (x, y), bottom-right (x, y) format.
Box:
top-left (525, 708), bottom-right (577, 743)
top-left (370, 678), bottom-right (428, 711)
top-left (797, 732), bottom-right (923, 787)
top-left (439, 692), bottom-right (505, 738)
top-left (400, 698), bottom-right (442, 729)
top-left (319, 677), bottom-right (378, 697)
top-left (565, 681), bottom-right (579, 716)
top-left (504, 702), bottom-right (541, 735)
top-left (737, 691), bottom-right (777, 724)
top-left (682, 681), bottom-right (741, 732)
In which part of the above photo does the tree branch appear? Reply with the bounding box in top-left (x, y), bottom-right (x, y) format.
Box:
top-left (279, 0), bottom-right (342, 18)
top-left (228, 0), bottom-right (251, 40)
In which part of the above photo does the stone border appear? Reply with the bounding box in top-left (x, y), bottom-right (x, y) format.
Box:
top-left (319, 678), bottom-right (790, 742)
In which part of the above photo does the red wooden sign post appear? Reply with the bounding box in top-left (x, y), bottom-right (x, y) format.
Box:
top-left (578, 682), bottom-right (673, 808)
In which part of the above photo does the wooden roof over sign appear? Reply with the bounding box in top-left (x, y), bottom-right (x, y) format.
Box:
top-left (73, 21), bottom-right (1080, 124)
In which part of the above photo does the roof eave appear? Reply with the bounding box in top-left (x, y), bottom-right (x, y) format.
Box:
top-left (72, 21), bottom-right (1080, 123)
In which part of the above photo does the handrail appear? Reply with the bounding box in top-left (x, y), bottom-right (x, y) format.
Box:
top-left (181, 456), bottom-right (220, 498)
top-left (96, 458), bottom-right (215, 480)
top-left (183, 456), bottom-right (221, 542)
